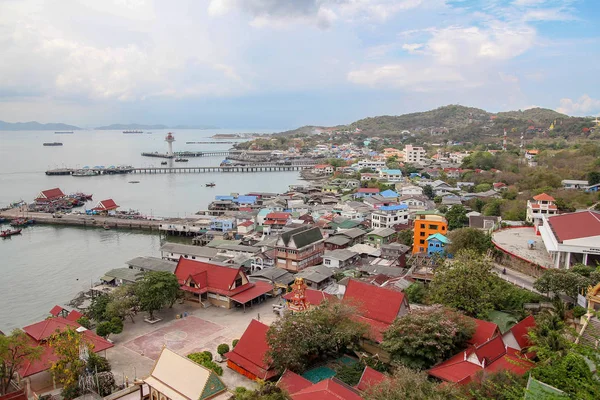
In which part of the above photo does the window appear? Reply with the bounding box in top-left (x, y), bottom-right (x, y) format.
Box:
top-left (419, 239), bottom-right (425, 244)
top-left (192, 256), bottom-right (196, 260)
top-left (324, 259), bottom-right (331, 265)
top-left (420, 232), bottom-right (425, 237)
top-left (235, 276), bottom-right (243, 287)
top-left (420, 224), bottom-right (425, 228)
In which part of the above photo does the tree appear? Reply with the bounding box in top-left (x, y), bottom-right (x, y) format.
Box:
top-left (135, 271), bottom-right (181, 320)
top-left (105, 285), bottom-right (139, 323)
top-left (588, 171), bottom-right (600, 186)
top-left (445, 205), bottom-right (468, 230)
top-left (461, 370), bottom-right (527, 400)
top-left (397, 229), bottom-right (413, 246)
top-left (364, 366), bottom-right (459, 400)
top-left (95, 317), bottom-right (123, 339)
top-left (528, 311), bottom-right (572, 364)
top-left (232, 339), bottom-right (239, 348)
top-left (533, 353), bottom-right (600, 399)
top-left (446, 228), bottom-right (492, 255)
top-left (87, 294), bottom-right (110, 322)
top-left (429, 250), bottom-right (499, 318)
top-left (86, 352), bottom-right (111, 373)
top-left (49, 327), bottom-right (92, 395)
top-left (334, 362), bottom-right (366, 386)
top-left (423, 185), bottom-right (434, 200)
top-left (482, 199), bottom-right (503, 216)
top-left (187, 353), bottom-right (222, 376)
top-left (382, 306), bottom-right (475, 370)
top-left (0, 330), bottom-right (43, 395)
top-left (217, 344), bottom-right (230, 356)
top-left (404, 282), bottom-right (426, 304)
top-left (533, 269), bottom-right (590, 298)
top-left (231, 383), bottom-right (290, 400)
top-left (266, 300), bottom-right (367, 373)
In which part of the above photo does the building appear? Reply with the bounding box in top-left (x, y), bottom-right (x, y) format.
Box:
top-left (469, 215), bottom-right (501, 234)
top-left (100, 268), bottom-right (142, 286)
top-left (353, 188), bottom-right (380, 199)
top-left (538, 211), bottom-right (600, 268)
top-left (561, 179), bottom-right (589, 190)
top-left (313, 164), bottom-right (335, 174)
top-left (174, 258), bottom-right (273, 309)
top-left (398, 185), bottom-right (423, 196)
top-left (370, 205), bottom-right (409, 229)
top-left (323, 249), bottom-right (360, 269)
top-left (35, 188), bottom-right (65, 203)
top-left (126, 256), bottom-right (177, 273)
top-left (249, 268), bottom-right (295, 294)
top-left (397, 195), bottom-right (432, 211)
top-left (237, 220), bottom-right (255, 234)
top-left (343, 279), bottom-right (409, 345)
top-left (278, 373), bottom-right (363, 400)
top-left (412, 211), bottom-right (448, 254)
top-left (526, 193), bottom-right (558, 234)
top-left (275, 226), bottom-right (324, 272)
top-left (426, 233), bottom-right (451, 257)
top-left (145, 347), bottom-right (226, 400)
top-left (360, 173), bottom-right (379, 182)
top-left (380, 242), bottom-right (410, 262)
top-left (264, 212), bottom-right (291, 231)
top-left (295, 264), bottom-right (336, 289)
top-left (225, 319), bottom-right (278, 381)
top-left (357, 159), bottom-right (386, 170)
top-left (365, 227), bottom-right (397, 248)
top-left (282, 286), bottom-right (334, 311)
top-left (210, 216), bottom-right (236, 232)
top-left (160, 242), bottom-right (219, 262)
top-left (379, 169), bottom-right (403, 182)
top-left (403, 145), bottom-right (426, 163)
top-left (92, 199), bottom-right (119, 214)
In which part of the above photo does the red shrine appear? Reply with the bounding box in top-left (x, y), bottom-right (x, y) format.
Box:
top-left (288, 277), bottom-right (310, 312)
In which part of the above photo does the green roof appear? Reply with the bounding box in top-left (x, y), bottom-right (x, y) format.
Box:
top-left (330, 219), bottom-right (361, 230)
top-left (524, 376), bottom-right (568, 399)
top-left (102, 268), bottom-right (143, 283)
top-left (281, 226), bottom-right (323, 249)
top-left (199, 371), bottom-right (227, 400)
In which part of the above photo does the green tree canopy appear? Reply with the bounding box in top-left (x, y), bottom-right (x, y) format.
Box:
top-left (446, 228), bottom-right (492, 255)
top-left (445, 205), bottom-right (468, 230)
top-left (533, 353), bottom-right (600, 399)
top-left (0, 330), bottom-right (44, 395)
top-left (423, 185), bottom-right (434, 200)
top-left (105, 284), bottom-right (139, 323)
top-left (533, 269), bottom-right (593, 298)
top-left (135, 271), bottom-right (181, 320)
top-left (266, 300), bottom-right (367, 373)
top-left (382, 306), bottom-right (475, 370)
top-left (461, 370), bottom-right (527, 400)
top-left (364, 366), bottom-right (459, 400)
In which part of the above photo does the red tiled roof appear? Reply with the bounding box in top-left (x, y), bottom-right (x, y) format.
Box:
top-left (343, 280), bottom-right (405, 325)
top-left (532, 193), bottom-right (555, 202)
top-left (20, 317), bottom-right (113, 377)
top-left (238, 220), bottom-right (254, 227)
top-left (547, 211), bottom-right (600, 242)
top-left (357, 188), bottom-right (380, 193)
top-left (291, 378), bottom-right (363, 400)
top-left (93, 199), bottom-right (119, 211)
top-left (485, 347), bottom-right (534, 375)
top-left (277, 370), bottom-right (313, 394)
top-left (225, 319), bottom-right (277, 380)
top-left (473, 335), bottom-right (505, 364)
top-left (354, 316), bottom-right (390, 343)
top-left (508, 315), bottom-right (535, 350)
top-left (266, 212), bottom-right (291, 220)
top-left (37, 188), bottom-right (65, 200)
top-left (283, 288), bottom-right (333, 307)
top-left (314, 164), bottom-right (330, 169)
top-left (468, 318), bottom-right (500, 346)
top-left (65, 310), bottom-right (84, 322)
top-left (49, 305), bottom-right (65, 316)
top-left (356, 366), bottom-right (386, 391)
top-left (239, 207), bottom-right (252, 212)
top-left (175, 258), bottom-right (250, 295)
top-left (230, 281), bottom-right (273, 304)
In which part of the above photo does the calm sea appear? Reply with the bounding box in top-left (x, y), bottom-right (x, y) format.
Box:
top-left (0, 129), bottom-right (301, 330)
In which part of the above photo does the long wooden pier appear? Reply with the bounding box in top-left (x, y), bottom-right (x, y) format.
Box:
top-left (131, 164), bottom-right (315, 174)
top-left (141, 150), bottom-right (238, 158)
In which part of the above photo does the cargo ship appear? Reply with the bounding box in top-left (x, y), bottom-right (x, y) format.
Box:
top-left (123, 130), bottom-right (143, 134)
top-left (54, 131), bottom-right (74, 134)
top-left (43, 142), bottom-right (63, 146)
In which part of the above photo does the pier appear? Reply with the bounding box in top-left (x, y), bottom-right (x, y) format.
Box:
top-left (131, 164), bottom-right (314, 174)
top-left (141, 150), bottom-right (239, 158)
top-left (186, 141), bottom-right (236, 144)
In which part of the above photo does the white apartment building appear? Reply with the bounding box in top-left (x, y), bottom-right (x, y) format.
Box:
top-left (371, 205), bottom-right (409, 229)
top-left (357, 159), bottom-right (386, 170)
top-left (403, 145), bottom-right (426, 164)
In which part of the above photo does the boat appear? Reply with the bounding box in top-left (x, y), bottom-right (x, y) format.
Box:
top-left (10, 218), bottom-right (34, 227)
top-left (128, 181), bottom-right (140, 184)
top-left (123, 130), bottom-right (143, 134)
top-left (72, 169), bottom-right (99, 177)
top-left (73, 192), bottom-right (93, 200)
top-left (174, 158), bottom-right (188, 162)
top-left (54, 131), bottom-right (74, 134)
top-left (1, 229), bottom-right (22, 238)
top-left (43, 142), bottom-right (63, 146)
top-left (161, 161), bottom-right (168, 165)
top-left (205, 182), bottom-right (216, 187)
top-left (146, 131), bottom-right (153, 134)
top-left (103, 224), bottom-right (111, 230)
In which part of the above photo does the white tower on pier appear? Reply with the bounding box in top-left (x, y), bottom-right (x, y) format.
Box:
top-left (165, 132), bottom-right (175, 157)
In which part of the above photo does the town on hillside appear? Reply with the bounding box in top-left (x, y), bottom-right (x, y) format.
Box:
top-left (2, 114), bottom-right (600, 400)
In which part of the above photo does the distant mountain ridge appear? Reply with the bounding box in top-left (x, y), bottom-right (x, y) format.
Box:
top-left (95, 123), bottom-right (218, 130)
top-left (0, 120), bottom-right (81, 131)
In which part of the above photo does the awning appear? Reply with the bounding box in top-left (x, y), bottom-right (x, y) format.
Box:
top-left (100, 276), bottom-right (115, 282)
top-left (230, 281), bottom-right (273, 304)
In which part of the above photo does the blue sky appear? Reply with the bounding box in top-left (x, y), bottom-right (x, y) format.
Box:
top-left (0, 0), bottom-right (598, 129)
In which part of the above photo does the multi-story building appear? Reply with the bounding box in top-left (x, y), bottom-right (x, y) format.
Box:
top-left (379, 169), bottom-right (403, 182)
top-left (274, 226), bottom-right (324, 272)
top-left (403, 145), bottom-right (426, 164)
top-left (412, 211), bottom-right (448, 254)
top-left (357, 159), bottom-right (386, 170)
top-left (371, 205), bottom-right (409, 229)
top-left (526, 193), bottom-right (558, 234)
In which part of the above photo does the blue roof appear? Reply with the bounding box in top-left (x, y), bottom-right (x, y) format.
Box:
top-left (257, 209), bottom-right (272, 216)
top-left (379, 204), bottom-right (408, 211)
top-left (380, 189), bottom-right (399, 198)
top-left (426, 233), bottom-right (451, 244)
top-left (215, 195), bottom-right (235, 201)
top-left (234, 195), bottom-right (257, 204)
top-left (380, 169), bottom-right (403, 175)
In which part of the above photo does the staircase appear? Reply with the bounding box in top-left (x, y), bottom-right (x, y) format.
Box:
top-left (579, 316), bottom-right (600, 349)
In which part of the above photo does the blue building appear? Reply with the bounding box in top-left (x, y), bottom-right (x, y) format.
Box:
top-left (380, 189), bottom-right (399, 199)
top-left (426, 233), bottom-right (451, 257)
top-left (210, 217), bottom-right (236, 232)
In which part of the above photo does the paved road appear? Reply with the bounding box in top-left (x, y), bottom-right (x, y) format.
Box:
top-left (493, 264), bottom-right (541, 294)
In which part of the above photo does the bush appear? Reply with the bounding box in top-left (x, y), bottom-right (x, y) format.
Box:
top-left (77, 316), bottom-right (91, 329)
top-left (232, 339), bottom-right (239, 348)
top-left (573, 305), bottom-right (587, 319)
top-left (201, 351), bottom-right (213, 361)
top-left (188, 352), bottom-right (211, 364)
top-left (61, 385), bottom-right (80, 400)
top-left (404, 283), bottom-right (426, 304)
top-left (203, 360), bottom-right (223, 376)
top-left (334, 362), bottom-right (365, 386)
top-left (217, 343), bottom-right (230, 356)
top-left (87, 352), bottom-right (111, 373)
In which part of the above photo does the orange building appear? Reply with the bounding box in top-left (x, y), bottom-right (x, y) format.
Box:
top-left (412, 211), bottom-right (448, 254)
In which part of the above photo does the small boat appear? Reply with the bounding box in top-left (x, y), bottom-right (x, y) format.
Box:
top-left (1, 229), bottom-right (22, 238)
top-left (103, 224), bottom-right (111, 230)
top-left (161, 161), bottom-right (168, 165)
top-left (123, 130), bottom-right (143, 134)
top-left (174, 158), bottom-right (188, 162)
top-left (9, 218), bottom-right (34, 227)
top-left (205, 182), bottom-right (216, 187)
top-left (129, 181), bottom-right (140, 184)
top-left (43, 142), bottom-right (63, 146)
top-left (54, 131), bottom-right (74, 134)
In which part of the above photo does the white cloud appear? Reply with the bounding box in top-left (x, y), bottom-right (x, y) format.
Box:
top-left (402, 43), bottom-right (424, 53)
top-left (556, 95), bottom-right (600, 116)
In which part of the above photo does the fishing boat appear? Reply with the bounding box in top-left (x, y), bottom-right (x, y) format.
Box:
top-left (10, 218), bottom-right (34, 227)
top-left (103, 224), bottom-right (111, 230)
top-left (128, 181), bottom-right (140, 184)
top-left (43, 142), bottom-right (63, 146)
top-left (206, 182), bottom-right (216, 187)
top-left (174, 158), bottom-right (188, 162)
top-left (72, 169), bottom-right (99, 177)
top-left (1, 229), bottom-right (22, 238)
top-left (73, 192), bottom-right (93, 200)
top-left (54, 131), bottom-right (74, 134)
top-left (161, 161), bottom-right (168, 165)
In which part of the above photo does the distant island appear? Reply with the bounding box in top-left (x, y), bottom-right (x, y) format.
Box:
top-left (0, 120), bottom-right (81, 131)
top-left (95, 123), bottom-right (219, 130)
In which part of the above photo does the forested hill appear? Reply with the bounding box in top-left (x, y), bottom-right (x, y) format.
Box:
top-left (0, 120), bottom-right (81, 131)
top-left (276, 105), bottom-right (587, 140)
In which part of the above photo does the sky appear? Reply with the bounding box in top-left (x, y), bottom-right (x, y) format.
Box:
top-left (0, 0), bottom-right (598, 129)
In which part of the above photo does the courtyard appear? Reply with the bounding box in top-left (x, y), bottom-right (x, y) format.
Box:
top-left (492, 227), bottom-right (553, 269)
